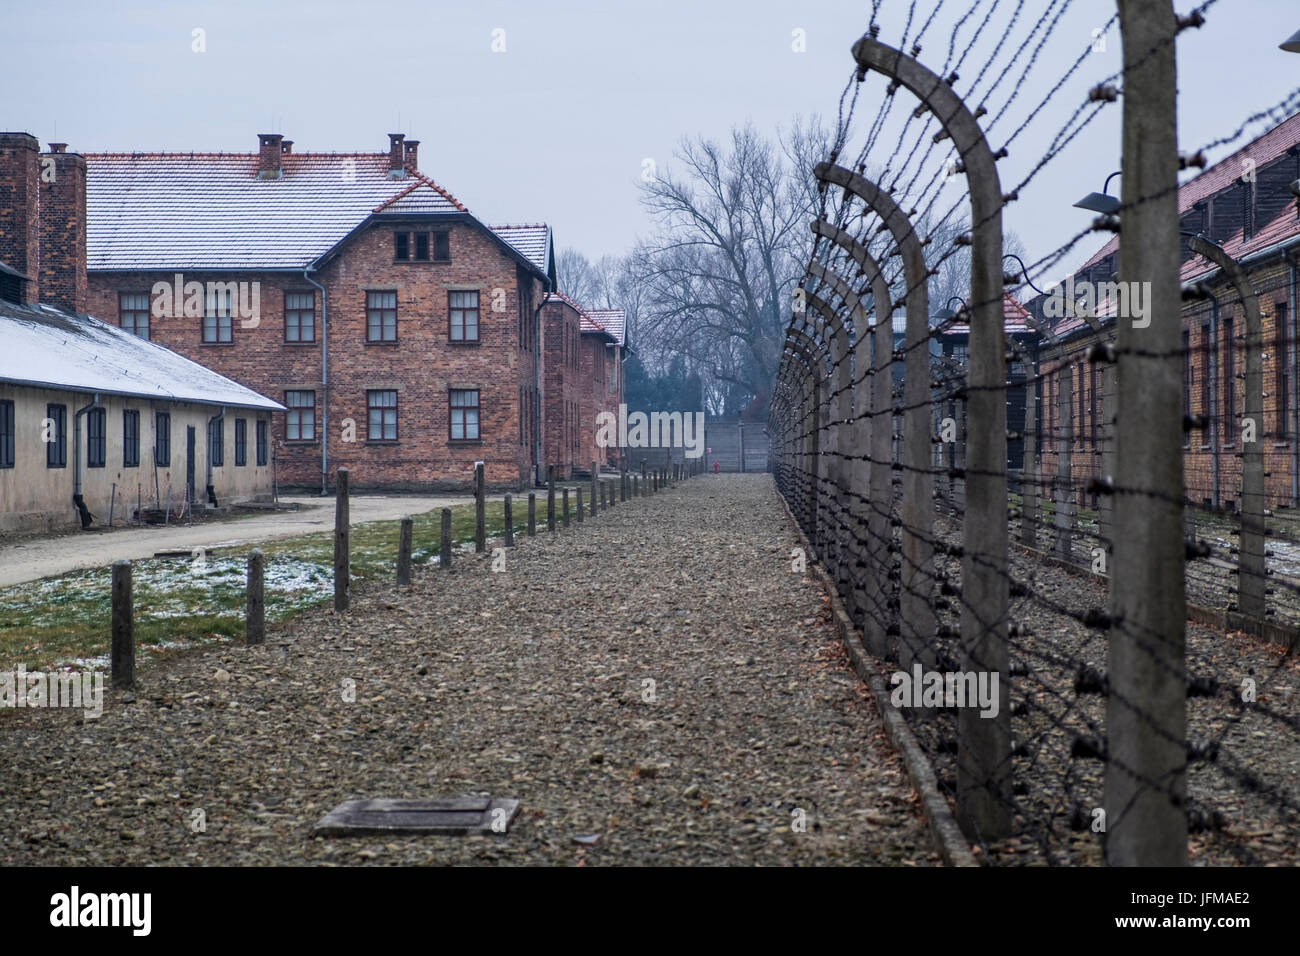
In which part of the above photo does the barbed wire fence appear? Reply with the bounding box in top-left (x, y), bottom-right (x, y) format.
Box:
top-left (769, 0), bottom-right (1300, 865)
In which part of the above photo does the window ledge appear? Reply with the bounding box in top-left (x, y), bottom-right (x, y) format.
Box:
top-left (284, 340), bottom-right (318, 346)
top-left (200, 341), bottom-right (236, 346)
top-left (365, 340), bottom-right (400, 346)
top-left (447, 439), bottom-right (483, 446)
top-left (284, 441), bottom-right (320, 447)
top-left (448, 339), bottom-right (481, 346)
top-left (365, 440), bottom-right (399, 446)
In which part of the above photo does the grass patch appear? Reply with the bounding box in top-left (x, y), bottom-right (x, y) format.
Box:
top-left (0, 498), bottom-right (530, 671)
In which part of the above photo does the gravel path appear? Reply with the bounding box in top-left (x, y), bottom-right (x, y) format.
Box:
top-left (0, 474), bottom-right (938, 866)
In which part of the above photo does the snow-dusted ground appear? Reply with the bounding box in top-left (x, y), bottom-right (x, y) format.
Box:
top-left (0, 494), bottom-right (491, 588)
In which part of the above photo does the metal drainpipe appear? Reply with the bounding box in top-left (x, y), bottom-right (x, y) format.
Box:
top-left (1290, 253), bottom-right (1298, 507)
top-left (205, 407), bottom-right (225, 507)
top-left (532, 276), bottom-right (552, 485)
top-left (72, 394), bottom-right (100, 528)
top-left (303, 268), bottom-right (328, 495)
top-left (1209, 294), bottom-right (1220, 510)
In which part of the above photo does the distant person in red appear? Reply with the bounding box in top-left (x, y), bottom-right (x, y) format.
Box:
top-left (714, 460), bottom-right (719, 474)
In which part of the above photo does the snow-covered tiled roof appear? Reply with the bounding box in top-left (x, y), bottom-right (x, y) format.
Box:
top-left (490, 224), bottom-right (551, 274)
top-left (0, 301), bottom-right (283, 411)
top-left (941, 293), bottom-right (1038, 336)
top-left (85, 152), bottom-right (466, 271)
top-left (585, 308), bottom-right (625, 346)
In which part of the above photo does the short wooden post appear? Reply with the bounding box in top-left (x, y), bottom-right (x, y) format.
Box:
top-left (576, 487), bottom-right (585, 522)
top-left (246, 548), bottom-right (266, 643)
top-left (439, 507), bottom-right (452, 568)
top-left (547, 465), bottom-right (556, 532)
top-left (334, 467), bottom-right (350, 612)
top-left (633, 475), bottom-right (639, 497)
top-left (396, 517), bottom-right (413, 586)
top-left (504, 494), bottom-right (514, 546)
top-left (527, 493), bottom-right (536, 536)
top-left (111, 560), bottom-right (134, 688)
top-left (590, 461), bottom-right (598, 518)
top-left (474, 462), bottom-right (486, 553)
top-left (620, 470), bottom-right (627, 502)
top-left (562, 488), bottom-right (571, 527)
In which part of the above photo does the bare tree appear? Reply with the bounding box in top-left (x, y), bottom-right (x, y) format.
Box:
top-left (629, 119), bottom-right (831, 415)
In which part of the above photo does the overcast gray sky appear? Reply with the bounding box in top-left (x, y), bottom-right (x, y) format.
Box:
top-left (4, 0), bottom-right (1299, 280)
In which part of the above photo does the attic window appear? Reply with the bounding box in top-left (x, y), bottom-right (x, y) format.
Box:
top-left (395, 232), bottom-right (410, 261)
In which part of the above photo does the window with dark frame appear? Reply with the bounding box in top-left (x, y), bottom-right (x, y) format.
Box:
top-left (1182, 330), bottom-right (1191, 442)
top-left (414, 233), bottom-right (429, 261)
top-left (395, 232), bottom-right (410, 261)
top-left (46, 404), bottom-right (66, 468)
top-left (433, 232), bottom-right (450, 261)
top-left (123, 410), bottom-right (139, 468)
top-left (367, 390), bottom-right (398, 441)
top-left (1090, 364), bottom-right (1099, 448)
top-left (1243, 180), bottom-right (1255, 241)
top-left (449, 389), bottom-right (480, 440)
top-left (449, 290), bottom-right (479, 342)
top-left (87, 408), bottom-right (106, 468)
top-left (285, 291), bottom-right (316, 342)
top-left (209, 417), bottom-right (224, 467)
top-left (203, 289), bottom-right (234, 343)
top-left (0, 399), bottom-right (13, 468)
top-left (155, 411), bottom-right (171, 467)
top-left (366, 291), bottom-right (397, 342)
top-left (119, 292), bottom-right (151, 340)
top-left (256, 419), bottom-right (268, 465)
top-left (1276, 302), bottom-right (1290, 439)
top-left (1077, 363), bottom-right (1085, 446)
top-left (1224, 316), bottom-right (1236, 442)
top-left (1201, 322), bottom-right (1212, 430)
top-left (285, 390), bottom-right (316, 441)
top-left (235, 418), bottom-right (247, 466)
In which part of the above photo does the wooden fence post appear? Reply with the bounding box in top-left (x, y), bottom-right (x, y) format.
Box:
top-left (591, 461), bottom-right (598, 517)
top-left (247, 548), bottom-right (266, 642)
top-left (576, 487), bottom-right (584, 522)
top-left (527, 493), bottom-right (536, 536)
top-left (504, 493), bottom-right (515, 546)
top-left (474, 462), bottom-right (486, 553)
top-left (397, 517), bottom-right (413, 586)
top-left (111, 559), bottom-right (134, 688)
top-left (562, 488), bottom-right (571, 527)
top-left (334, 467), bottom-right (350, 612)
top-left (440, 507), bottom-right (453, 568)
top-left (547, 465), bottom-right (556, 532)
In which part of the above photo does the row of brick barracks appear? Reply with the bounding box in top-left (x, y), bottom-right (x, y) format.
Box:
top-left (2, 129), bottom-right (626, 494)
top-left (940, 110), bottom-right (1300, 515)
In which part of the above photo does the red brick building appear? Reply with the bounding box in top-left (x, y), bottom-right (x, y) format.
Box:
top-left (582, 309), bottom-right (626, 468)
top-left (540, 291), bottom-right (585, 477)
top-left (1027, 111), bottom-right (1300, 512)
top-left (83, 133), bottom-right (558, 492)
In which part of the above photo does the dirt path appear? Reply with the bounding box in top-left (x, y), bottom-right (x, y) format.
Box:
top-left (0, 494), bottom-right (491, 588)
top-left (0, 474), bottom-right (937, 865)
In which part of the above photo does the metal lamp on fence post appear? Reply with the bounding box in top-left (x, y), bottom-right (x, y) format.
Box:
top-left (1280, 29), bottom-right (1300, 53)
top-left (1074, 171), bottom-right (1122, 215)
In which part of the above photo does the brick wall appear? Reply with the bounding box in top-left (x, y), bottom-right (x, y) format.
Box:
top-left (87, 218), bottom-right (548, 492)
top-left (38, 145), bottom-right (87, 313)
top-left (0, 133), bottom-right (40, 304)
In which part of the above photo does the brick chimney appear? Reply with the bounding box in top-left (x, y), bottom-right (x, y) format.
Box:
top-left (0, 132), bottom-right (40, 304)
top-left (280, 139), bottom-right (294, 155)
top-left (403, 139), bottom-right (419, 172)
top-left (258, 133), bottom-right (284, 179)
top-left (388, 133), bottom-right (405, 177)
top-left (38, 143), bottom-right (87, 313)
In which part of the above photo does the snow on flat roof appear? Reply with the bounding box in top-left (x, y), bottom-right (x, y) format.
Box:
top-left (0, 301), bottom-right (283, 411)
